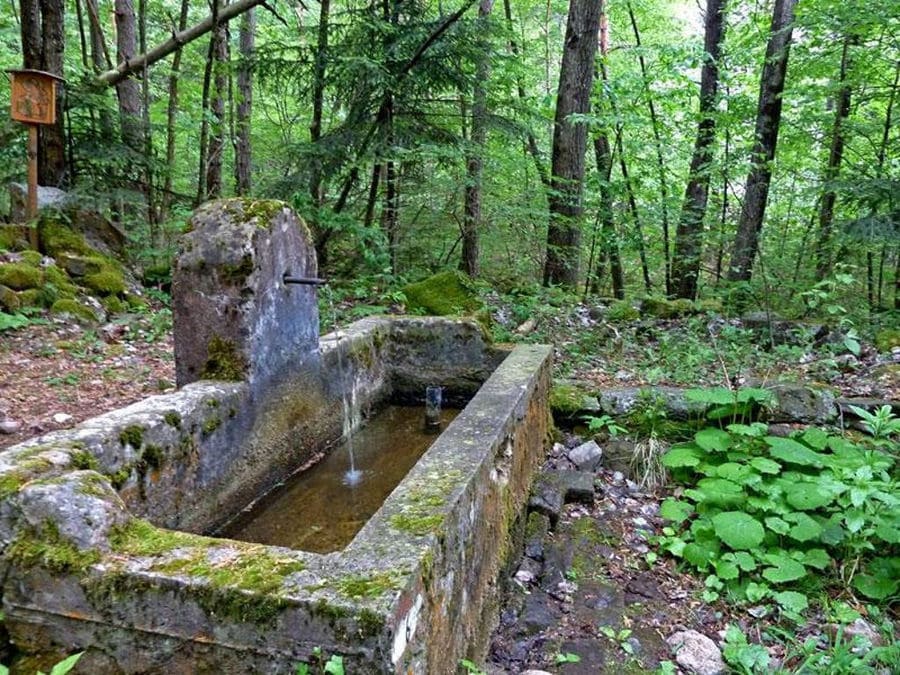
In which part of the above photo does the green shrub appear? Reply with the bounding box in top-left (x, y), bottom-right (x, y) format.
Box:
top-left (656, 401), bottom-right (899, 611)
top-left (0, 262), bottom-right (42, 290)
top-left (606, 300), bottom-right (639, 322)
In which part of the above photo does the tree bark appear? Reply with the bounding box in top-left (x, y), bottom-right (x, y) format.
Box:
top-left (21, 0), bottom-right (67, 186)
top-left (670, 0), bottom-right (726, 299)
top-left (543, 0), bottom-right (602, 287)
top-left (461, 0), bottom-right (495, 277)
top-left (114, 0), bottom-right (143, 154)
top-left (627, 1), bottom-right (671, 294)
top-left (234, 7), bottom-right (255, 195)
top-left (160, 0), bottom-right (190, 220)
top-left (813, 35), bottom-right (853, 281)
top-left (308, 0), bottom-right (330, 225)
top-left (591, 5), bottom-right (623, 299)
top-left (727, 0), bottom-right (797, 283)
top-left (205, 17), bottom-right (228, 199)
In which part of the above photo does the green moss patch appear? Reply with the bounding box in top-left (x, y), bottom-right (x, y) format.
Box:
top-left (875, 329), bottom-right (900, 353)
top-left (550, 383), bottom-right (592, 418)
top-left (335, 571), bottom-right (401, 599)
top-left (606, 300), bottom-right (640, 322)
top-left (50, 299), bottom-right (97, 323)
top-left (0, 285), bottom-right (20, 312)
top-left (201, 335), bottom-right (247, 381)
top-left (403, 271), bottom-right (483, 316)
top-left (83, 269), bottom-right (126, 295)
top-left (9, 521), bottom-right (100, 574)
top-left (118, 424), bottom-right (145, 448)
top-left (0, 262), bottom-right (42, 290)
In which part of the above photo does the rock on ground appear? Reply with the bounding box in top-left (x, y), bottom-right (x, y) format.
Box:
top-left (666, 630), bottom-right (726, 675)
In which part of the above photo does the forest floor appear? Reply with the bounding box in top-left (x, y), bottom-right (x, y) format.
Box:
top-left (0, 301), bottom-right (897, 673)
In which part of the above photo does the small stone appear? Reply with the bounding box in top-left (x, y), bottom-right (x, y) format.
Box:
top-left (667, 630), bottom-right (726, 675)
top-left (524, 512), bottom-right (550, 560)
top-left (559, 470), bottom-right (595, 505)
top-left (612, 471), bottom-right (624, 484)
top-left (828, 618), bottom-right (883, 649)
top-left (567, 440), bottom-right (603, 472)
top-left (0, 419), bottom-right (21, 434)
top-left (52, 413), bottom-right (74, 424)
top-left (520, 671), bottom-right (553, 675)
top-left (747, 605), bottom-right (769, 618)
top-left (515, 569), bottom-right (536, 585)
top-left (529, 474), bottom-right (564, 526)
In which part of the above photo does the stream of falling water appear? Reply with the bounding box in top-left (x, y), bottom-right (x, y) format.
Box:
top-left (327, 293), bottom-right (363, 487)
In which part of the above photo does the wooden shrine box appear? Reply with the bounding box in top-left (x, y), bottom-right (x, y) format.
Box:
top-left (7, 69), bottom-right (63, 125)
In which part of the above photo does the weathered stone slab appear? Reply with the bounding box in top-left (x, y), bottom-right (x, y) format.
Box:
top-left (567, 440), bottom-right (602, 472)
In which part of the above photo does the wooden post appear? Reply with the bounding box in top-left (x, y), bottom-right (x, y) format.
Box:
top-left (27, 124), bottom-right (38, 248)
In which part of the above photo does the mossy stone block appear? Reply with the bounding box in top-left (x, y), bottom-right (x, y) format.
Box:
top-left (402, 271), bottom-right (482, 316)
top-left (84, 270), bottom-right (126, 295)
top-left (0, 263), bottom-right (42, 290)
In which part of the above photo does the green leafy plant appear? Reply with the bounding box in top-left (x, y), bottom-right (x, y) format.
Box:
top-left (656, 407), bottom-right (899, 611)
top-left (295, 649), bottom-right (345, 675)
top-left (0, 311), bottom-right (30, 332)
top-left (458, 659), bottom-right (486, 674)
top-left (848, 404), bottom-right (900, 445)
top-left (584, 413), bottom-right (627, 438)
top-left (554, 652), bottom-right (582, 664)
top-left (0, 651), bottom-right (83, 675)
top-left (599, 626), bottom-right (635, 655)
top-left (721, 625), bottom-right (769, 674)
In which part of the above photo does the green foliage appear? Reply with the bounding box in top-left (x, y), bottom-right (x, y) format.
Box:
top-left (295, 648), bottom-right (345, 675)
top-left (554, 652), bottom-right (581, 664)
top-left (0, 311), bottom-right (30, 332)
top-left (584, 414), bottom-right (627, 438)
top-left (657, 412), bottom-right (899, 612)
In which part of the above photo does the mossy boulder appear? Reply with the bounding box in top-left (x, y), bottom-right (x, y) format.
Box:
top-left (17, 288), bottom-right (50, 309)
top-left (640, 296), bottom-right (696, 319)
top-left (403, 271), bottom-right (482, 316)
top-left (606, 300), bottom-right (640, 322)
top-left (875, 329), bottom-right (900, 353)
top-left (0, 262), bottom-right (42, 290)
top-left (43, 264), bottom-right (78, 298)
top-left (0, 225), bottom-right (29, 251)
top-left (38, 216), bottom-right (93, 258)
top-left (84, 269), bottom-right (126, 295)
top-left (0, 285), bottom-right (21, 312)
top-left (550, 382), bottom-right (598, 419)
top-left (50, 299), bottom-right (98, 323)
top-left (102, 295), bottom-right (128, 314)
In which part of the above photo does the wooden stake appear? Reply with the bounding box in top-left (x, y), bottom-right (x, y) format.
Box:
top-left (27, 123), bottom-right (38, 249)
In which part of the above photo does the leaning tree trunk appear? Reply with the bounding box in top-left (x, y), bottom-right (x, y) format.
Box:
top-left (160, 0), bottom-right (189, 220)
top-left (543, 0), bottom-right (603, 288)
top-left (670, 0), bottom-right (727, 299)
top-left (234, 7), bottom-right (255, 195)
top-left (461, 0), bottom-right (495, 278)
top-left (727, 0), bottom-right (797, 284)
top-left (813, 35), bottom-right (854, 281)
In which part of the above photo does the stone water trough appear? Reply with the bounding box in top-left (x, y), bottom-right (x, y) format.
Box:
top-left (0, 200), bottom-right (551, 673)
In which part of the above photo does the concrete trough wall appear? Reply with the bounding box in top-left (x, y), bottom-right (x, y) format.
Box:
top-left (0, 318), bottom-right (551, 674)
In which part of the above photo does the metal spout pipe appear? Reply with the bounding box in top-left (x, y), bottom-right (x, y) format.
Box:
top-left (282, 272), bottom-right (327, 286)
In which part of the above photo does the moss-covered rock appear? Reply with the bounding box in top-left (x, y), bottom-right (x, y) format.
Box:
top-left (19, 250), bottom-right (43, 266)
top-left (17, 288), bottom-right (52, 309)
top-left (0, 262), bottom-right (42, 290)
top-left (0, 225), bottom-right (29, 251)
top-left (101, 295), bottom-right (128, 314)
top-left (43, 264), bottom-right (78, 297)
top-left (640, 296), bottom-right (696, 319)
top-left (201, 335), bottom-right (248, 381)
top-left (0, 285), bottom-right (20, 312)
top-left (875, 329), bottom-right (900, 353)
top-left (550, 382), bottom-right (594, 418)
top-left (50, 299), bottom-right (98, 323)
top-left (38, 215), bottom-right (92, 257)
top-left (84, 269), bottom-right (126, 295)
top-left (694, 298), bottom-right (723, 314)
top-left (606, 300), bottom-right (640, 322)
top-left (125, 294), bottom-right (147, 310)
top-left (403, 271), bottom-right (482, 316)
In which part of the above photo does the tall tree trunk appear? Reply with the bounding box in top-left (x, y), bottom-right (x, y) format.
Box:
top-left (591, 4), bottom-right (624, 299)
top-left (503, 0), bottom-right (549, 187)
top-left (727, 0), bottom-right (797, 284)
top-left (626, 1), bottom-right (671, 294)
top-left (308, 0), bottom-right (329, 214)
top-left (813, 35), bottom-right (853, 281)
top-left (139, 0), bottom-right (156, 227)
top-left (670, 0), bottom-right (726, 299)
top-left (160, 0), bottom-right (189, 220)
top-left (21, 0), bottom-right (66, 186)
top-left (206, 17), bottom-right (228, 199)
top-left (234, 7), bottom-right (255, 195)
top-left (543, 0), bottom-right (602, 287)
top-left (114, 0), bottom-right (143, 155)
top-left (196, 35), bottom-right (214, 204)
top-left (461, 0), bottom-right (494, 277)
